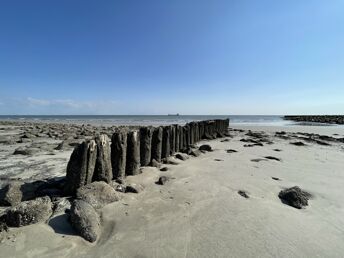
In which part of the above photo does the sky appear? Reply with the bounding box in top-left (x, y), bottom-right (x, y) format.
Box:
top-left (0, 0), bottom-right (343, 115)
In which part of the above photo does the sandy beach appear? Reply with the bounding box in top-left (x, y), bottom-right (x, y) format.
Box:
top-left (0, 121), bottom-right (343, 258)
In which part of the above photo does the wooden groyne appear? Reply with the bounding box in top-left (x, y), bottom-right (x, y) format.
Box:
top-left (64, 119), bottom-right (230, 195)
top-left (284, 115), bottom-right (344, 125)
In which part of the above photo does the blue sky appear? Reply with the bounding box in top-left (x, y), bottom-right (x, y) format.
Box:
top-left (0, 0), bottom-right (343, 115)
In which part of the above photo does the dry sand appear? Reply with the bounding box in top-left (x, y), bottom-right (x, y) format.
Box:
top-left (1, 124), bottom-right (344, 258)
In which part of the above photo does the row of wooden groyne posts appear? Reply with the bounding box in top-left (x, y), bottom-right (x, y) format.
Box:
top-left (64, 119), bottom-right (229, 195)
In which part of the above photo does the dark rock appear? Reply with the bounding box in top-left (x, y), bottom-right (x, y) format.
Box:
top-left (290, 141), bottom-right (306, 146)
top-left (70, 199), bottom-right (101, 242)
top-left (140, 127), bottom-right (153, 166)
top-left (272, 177), bottom-right (281, 181)
top-left (238, 190), bottom-right (249, 199)
top-left (126, 131), bottom-right (141, 176)
top-left (214, 159), bottom-right (223, 161)
top-left (273, 149), bottom-right (282, 152)
top-left (226, 149), bottom-right (237, 153)
top-left (64, 140), bottom-right (97, 196)
top-left (111, 129), bottom-right (127, 180)
top-left (278, 186), bottom-right (311, 209)
top-left (151, 127), bottom-right (163, 163)
top-left (160, 167), bottom-right (168, 172)
top-left (93, 134), bottom-right (112, 183)
top-left (199, 144), bottom-right (212, 152)
top-left (156, 176), bottom-right (169, 185)
top-left (244, 143), bottom-right (264, 147)
top-left (264, 156), bottom-right (281, 161)
top-left (220, 139), bottom-right (230, 142)
top-left (76, 181), bottom-right (120, 209)
top-left (6, 196), bottom-right (53, 227)
top-left (175, 153), bottom-right (189, 161)
top-left (125, 183), bottom-right (144, 193)
top-left (13, 147), bottom-right (40, 155)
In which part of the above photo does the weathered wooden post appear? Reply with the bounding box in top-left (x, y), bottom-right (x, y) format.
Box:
top-left (93, 134), bottom-right (112, 183)
top-left (151, 126), bottom-right (163, 163)
top-left (162, 126), bottom-right (171, 159)
top-left (64, 140), bottom-right (97, 195)
top-left (111, 129), bottom-right (127, 179)
top-left (140, 127), bottom-right (153, 166)
top-left (126, 130), bottom-right (140, 176)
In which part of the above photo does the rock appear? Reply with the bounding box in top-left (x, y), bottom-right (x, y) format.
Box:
top-left (0, 182), bottom-right (23, 206)
top-left (278, 186), bottom-right (311, 209)
top-left (220, 139), bottom-right (230, 142)
top-left (156, 176), bottom-right (169, 185)
top-left (51, 197), bottom-right (71, 215)
top-left (264, 156), bottom-right (281, 161)
top-left (272, 177), bottom-right (281, 181)
top-left (13, 147), bottom-right (40, 155)
top-left (151, 127), bottom-right (163, 163)
top-left (76, 181), bottom-right (120, 209)
top-left (163, 157), bottom-right (179, 165)
top-left (190, 149), bottom-right (202, 157)
top-left (140, 127), bottom-right (153, 166)
top-left (238, 190), bottom-right (249, 199)
top-left (226, 149), bottom-right (237, 153)
top-left (111, 129), bottom-right (127, 180)
top-left (0, 221), bottom-right (8, 233)
top-left (93, 135), bottom-right (112, 183)
top-left (175, 153), bottom-right (189, 161)
top-left (6, 196), bottom-right (53, 227)
top-left (64, 140), bottom-right (97, 196)
top-left (125, 183), bottom-right (144, 193)
top-left (70, 199), bottom-right (101, 243)
top-left (55, 139), bottom-right (82, 150)
top-left (199, 144), bottom-right (212, 152)
top-left (160, 167), bottom-right (168, 172)
top-left (150, 159), bottom-right (161, 168)
top-left (290, 141), bottom-right (306, 146)
top-left (126, 131), bottom-right (141, 176)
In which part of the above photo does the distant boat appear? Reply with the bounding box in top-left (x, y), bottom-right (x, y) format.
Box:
top-left (168, 113), bottom-right (180, 116)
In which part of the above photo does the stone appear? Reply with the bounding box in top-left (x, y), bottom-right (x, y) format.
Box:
top-left (278, 186), bottom-right (311, 209)
top-left (126, 131), bottom-right (140, 176)
top-left (190, 149), bottom-right (202, 157)
top-left (175, 153), bottom-right (189, 161)
top-left (199, 144), bottom-right (212, 152)
top-left (70, 199), bottom-right (101, 243)
top-left (93, 135), bottom-right (112, 183)
top-left (151, 127), bottom-right (163, 163)
top-left (0, 182), bottom-right (23, 206)
top-left (140, 127), bottom-right (153, 166)
top-left (156, 176), bottom-right (169, 185)
top-left (13, 147), bottom-right (40, 155)
top-left (238, 190), bottom-right (249, 199)
top-left (6, 196), bottom-right (53, 227)
top-left (160, 167), bottom-right (168, 172)
top-left (64, 140), bottom-right (97, 196)
top-left (76, 181), bottom-right (120, 209)
top-left (111, 129), bottom-right (127, 180)
top-left (125, 183), bottom-right (144, 193)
